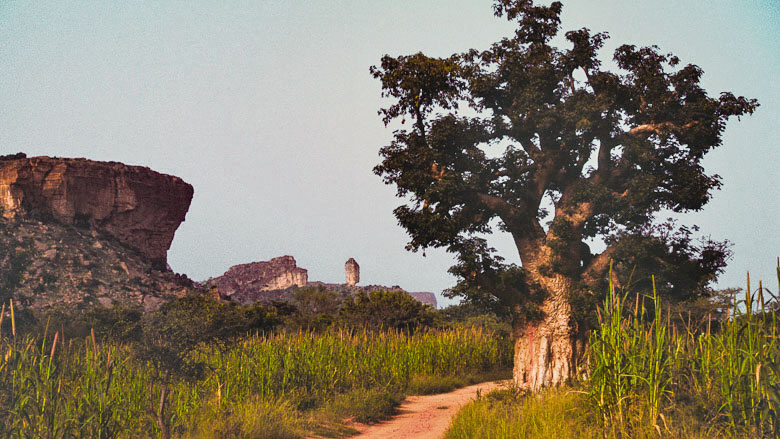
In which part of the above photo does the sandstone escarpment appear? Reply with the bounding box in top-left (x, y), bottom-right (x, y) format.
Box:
top-left (208, 256), bottom-right (308, 304)
top-left (0, 155), bottom-right (193, 267)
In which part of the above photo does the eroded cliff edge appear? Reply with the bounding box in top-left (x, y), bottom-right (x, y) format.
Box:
top-left (0, 155), bottom-right (193, 267)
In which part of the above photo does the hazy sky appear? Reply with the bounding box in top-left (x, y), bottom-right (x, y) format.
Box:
top-left (2, 1), bottom-right (777, 306)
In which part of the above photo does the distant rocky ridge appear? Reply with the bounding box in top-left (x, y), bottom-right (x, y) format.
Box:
top-left (0, 154), bottom-right (193, 268)
top-left (206, 256), bottom-right (437, 308)
top-left (208, 256), bottom-right (308, 304)
top-left (401, 291), bottom-right (437, 308)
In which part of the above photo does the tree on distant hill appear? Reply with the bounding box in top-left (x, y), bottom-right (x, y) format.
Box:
top-left (371, 0), bottom-right (757, 389)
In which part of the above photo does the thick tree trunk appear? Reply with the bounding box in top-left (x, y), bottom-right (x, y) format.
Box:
top-left (512, 270), bottom-right (583, 390)
top-left (508, 200), bottom-right (595, 390)
top-left (512, 273), bottom-right (572, 390)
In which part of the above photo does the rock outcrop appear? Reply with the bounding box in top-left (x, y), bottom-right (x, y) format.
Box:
top-left (345, 258), bottom-right (360, 286)
top-left (0, 155), bottom-right (193, 267)
top-left (207, 256), bottom-right (438, 308)
top-left (208, 256), bottom-right (308, 304)
top-left (0, 215), bottom-right (192, 312)
top-left (407, 292), bottom-right (437, 308)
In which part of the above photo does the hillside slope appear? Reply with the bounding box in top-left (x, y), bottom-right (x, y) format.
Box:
top-left (0, 212), bottom-right (192, 312)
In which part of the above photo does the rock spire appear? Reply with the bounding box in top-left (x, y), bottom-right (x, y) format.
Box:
top-left (345, 258), bottom-right (360, 286)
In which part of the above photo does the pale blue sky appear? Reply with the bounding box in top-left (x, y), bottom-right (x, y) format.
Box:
top-left (1, 1), bottom-right (777, 305)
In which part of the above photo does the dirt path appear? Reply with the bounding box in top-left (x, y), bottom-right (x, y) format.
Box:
top-left (349, 380), bottom-right (508, 439)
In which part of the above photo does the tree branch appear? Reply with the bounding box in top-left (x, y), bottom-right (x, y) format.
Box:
top-left (583, 68), bottom-right (593, 91)
top-left (581, 246), bottom-right (617, 288)
top-left (477, 193), bottom-right (520, 221)
top-left (589, 131), bottom-right (617, 185)
top-left (574, 133), bottom-right (597, 175)
top-left (628, 121), bottom-right (695, 137)
top-left (414, 105), bottom-right (427, 143)
top-left (516, 135), bottom-right (542, 161)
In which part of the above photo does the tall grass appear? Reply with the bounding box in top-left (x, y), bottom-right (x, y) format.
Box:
top-left (445, 384), bottom-right (732, 439)
top-left (447, 264), bottom-right (779, 439)
top-left (201, 327), bottom-right (508, 407)
top-left (0, 315), bottom-right (511, 438)
top-left (586, 267), bottom-right (779, 437)
top-left (586, 274), bottom-right (672, 436)
top-left (445, 386), bottom-right (599, 439)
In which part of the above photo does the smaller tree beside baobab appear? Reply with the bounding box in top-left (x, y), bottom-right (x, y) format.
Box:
top-left (371, 0), bottom-right (757, 390)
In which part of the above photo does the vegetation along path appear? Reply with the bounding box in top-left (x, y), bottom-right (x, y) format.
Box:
top-left (352, 381), bottom-right (508, 439)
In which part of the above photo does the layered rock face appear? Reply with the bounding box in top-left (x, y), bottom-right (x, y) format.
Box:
top-left (209, 256), bottom-right (308, 304)
top-left (0, 155), bottom-right (193, 267)
top-left (345, 258), bottom-right (360, 286)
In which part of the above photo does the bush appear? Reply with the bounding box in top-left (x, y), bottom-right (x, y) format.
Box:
top-left (133, 294), bottom-right (283, 439)
top-left (438, 302), bottom-right (511, 336)
top-left (188, 397), bottom-right (306, 439)
top-left (322, 388), bottom-right (403, 424)
top-left (281, 286), bottom-right (344, 330)
top-left (339, 290), bottom-right (438, 331)
top-left (85, 305), bottom-right (143, 340)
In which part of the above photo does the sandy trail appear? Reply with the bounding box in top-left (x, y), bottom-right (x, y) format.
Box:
top-left (349, 380), bottom-right (508, 439)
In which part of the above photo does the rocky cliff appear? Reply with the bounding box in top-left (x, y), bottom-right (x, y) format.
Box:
top-left (0, 215), bottom-right (192, 311)
top-left (207, 256), bottom-right (308, 304)
top-left (0, 155), bottom-right (193, 267)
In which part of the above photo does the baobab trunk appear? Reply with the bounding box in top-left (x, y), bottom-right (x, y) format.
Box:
top-left (512, 271), bottom-right (581, 390)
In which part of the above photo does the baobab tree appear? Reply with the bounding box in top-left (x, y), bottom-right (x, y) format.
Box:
top-left (371, 0), bottom-right (757, 389)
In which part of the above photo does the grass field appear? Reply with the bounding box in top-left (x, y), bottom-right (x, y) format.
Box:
top-left (3, 268), bottom-right (777, 438)
top-left (0, 311), bottom-right (512, 438)
top-left (447, 271), bottom-right (780, 438)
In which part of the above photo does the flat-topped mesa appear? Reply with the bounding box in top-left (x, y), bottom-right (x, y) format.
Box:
top-left (211, 256), bottom-right (308, 303)
top-left (0, 155), bottom-right (193, 267)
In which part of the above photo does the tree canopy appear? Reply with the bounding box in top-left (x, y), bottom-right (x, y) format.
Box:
top-left (371, 0), bottom-right (758, 322)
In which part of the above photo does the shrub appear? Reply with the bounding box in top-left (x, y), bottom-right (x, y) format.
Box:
top-left (134, 294), bottom-right (281, 439)
top-left (188, 397), bottom-right (306, 439)
top-left (322, 388), bottom-right (403, 424)
top-left (438, 302), bottom-right (511, 336)
top-left (339, 290), bottom-right (438, 331)
top-left (282, 286), bottom-right (343, 330)
top-left (86, 305), bottom-right (143, 340)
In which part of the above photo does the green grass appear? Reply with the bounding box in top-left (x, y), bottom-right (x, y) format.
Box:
top-left (585, 272), bottom-right (779, 437)
top-left (407, 369), bottom-right (511, 395)
top-left (446, 386), bottom-right (736, 439)
top-left (0, 316), bottom-right (512, 438)
top-left (447, 266), bottom-right (780, 439)
top-left (319, 387), bottom-right (404, 424)
top-left (446, 387), bottom-right (598, 439)
top-left (183, 397), bottom-right (307, 439)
